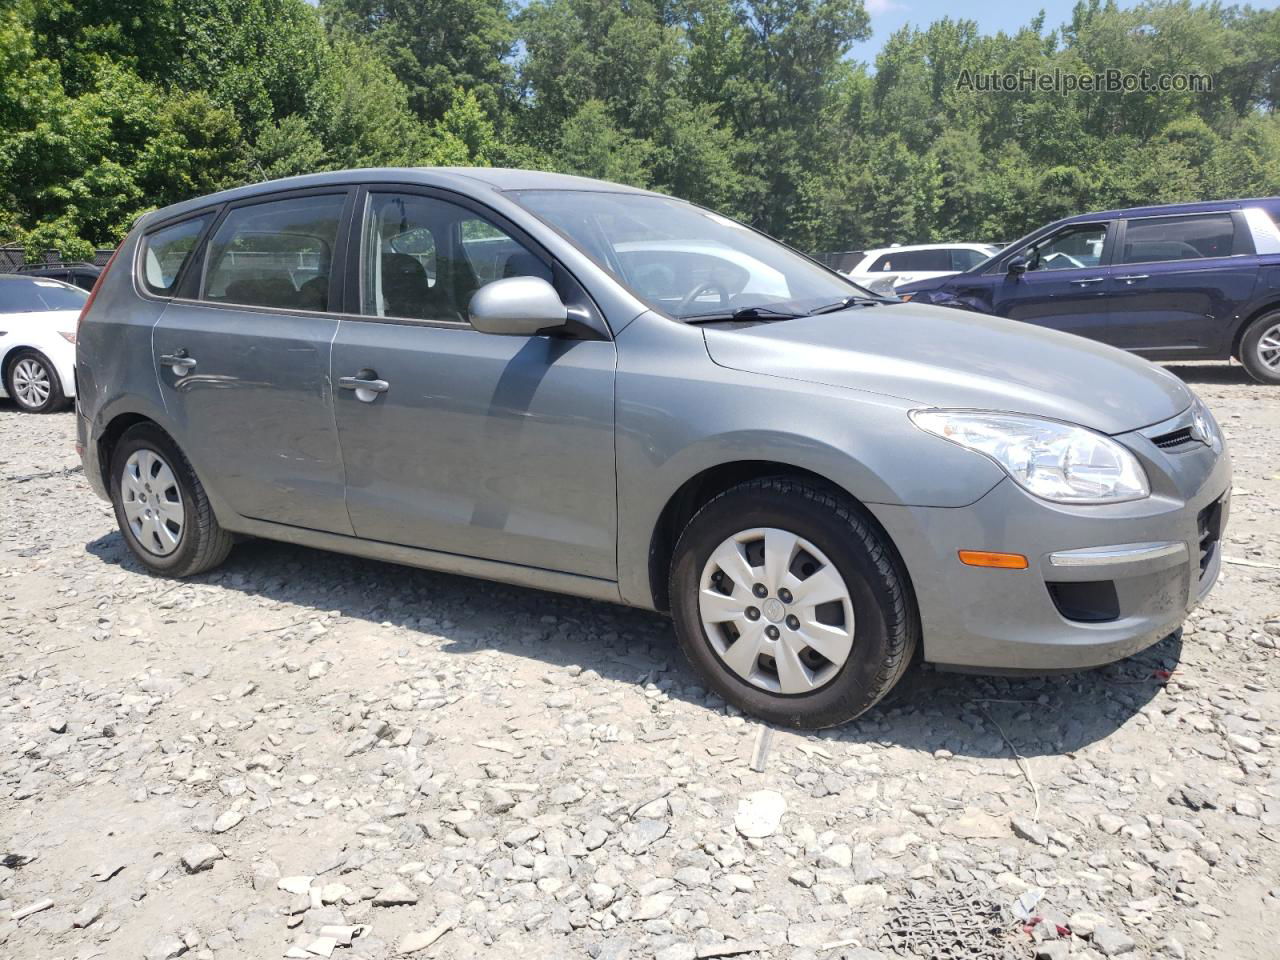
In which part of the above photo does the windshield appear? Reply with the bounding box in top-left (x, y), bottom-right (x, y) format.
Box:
top-left (511, 190), bottom-right (869, 320)
top-left (0, 277), bottom-right (89, 313)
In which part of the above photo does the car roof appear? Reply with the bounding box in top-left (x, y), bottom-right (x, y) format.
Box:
top-left (1059, 197), bottom-right (1280, 224)
top-left (138, 167), bottom-right (662, 229)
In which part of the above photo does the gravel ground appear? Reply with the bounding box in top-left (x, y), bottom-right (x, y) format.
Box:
top-left (1, 362), bottom-right (1278, 960)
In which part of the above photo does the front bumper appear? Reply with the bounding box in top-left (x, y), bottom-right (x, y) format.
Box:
top-left (869, 424), bottom-right (1231, 671)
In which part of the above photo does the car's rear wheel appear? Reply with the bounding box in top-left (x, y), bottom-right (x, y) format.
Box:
top-left (5, 349), bottom-right (66, 412)
top-left (1240, 311), bottom-right (1280, 385)
top-left (109, 424), bottom-right (232, 577)
top-left (668, 477), bottom-right (918, 729)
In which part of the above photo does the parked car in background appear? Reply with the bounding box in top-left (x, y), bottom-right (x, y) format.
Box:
top-left (897, 198), bottom-right (1280, 383)
top-left (76, 168), bottom-right (1229, 728)
top-left (16, 261), bottom-right (102, 291)
top-left (0, 274), bottom-right (85, 412)
top-left (843, 243), bottom-right (1001, 294)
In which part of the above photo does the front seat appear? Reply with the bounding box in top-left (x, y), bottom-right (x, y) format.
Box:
top-left (381, 253), bottom-right (431, 319)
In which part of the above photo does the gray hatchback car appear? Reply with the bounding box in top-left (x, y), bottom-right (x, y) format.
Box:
top-left (76, 168), bottom-right (1231, 728)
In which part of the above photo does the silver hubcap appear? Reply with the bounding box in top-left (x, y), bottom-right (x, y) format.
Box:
top-left (12, 358), bottom-right (51, 408)
top-left (698, 527), bottom-right (855, 695)
top-left (1258, 322), bottom-right (1280, 372)
top-left (121, 450), bottom-right (184, 556)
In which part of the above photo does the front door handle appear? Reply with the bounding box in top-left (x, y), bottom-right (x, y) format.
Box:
top-left (338, 373), bottom-right (390, 402)
top-left (1116, 274), bottom-right (1150, 283)
top-left (1070, 277), bottom-right (1106, 286)
top-left (159, 351), bottom-right (197, 374)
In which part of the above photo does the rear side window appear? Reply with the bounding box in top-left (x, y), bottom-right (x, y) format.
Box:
top-left (203, 195), bottom-right (345, 312)
top-left (142, 216), bottom-right (210, 296)
top-left (1120, 213), bottom-right (1236, 264)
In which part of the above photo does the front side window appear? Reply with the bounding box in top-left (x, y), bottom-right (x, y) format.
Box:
top-left (203, 195), bottom-right (344, 311)
top-left (512, 190), bottom-right (862, 320)
top-left (360, 193), bottom-right (550, 323)
top-left (950, 248), bottom-right (990, 271)
top-left (1120, 213), bottom-right (1236, 264)
top-left (1025, 223), bottom-right (1108, 272)
top-left (142, 216), bottom-right (210, 296)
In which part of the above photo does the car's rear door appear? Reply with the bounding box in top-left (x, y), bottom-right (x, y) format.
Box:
top-left (150, 189), bottom-right (356, 533)
top-left (329, 186), bottom-right (618, 578)
top-left (988, 220), bottom-right (1121, 344)
top-left (1104, 210), bottom-right (1258, 358)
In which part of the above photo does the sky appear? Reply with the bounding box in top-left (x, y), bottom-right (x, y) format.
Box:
top-left (851, 0), bottom-right (1118, 61)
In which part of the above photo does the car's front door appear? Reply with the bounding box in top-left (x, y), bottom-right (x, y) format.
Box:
top-left (330, 189), bottom-right (618, 578)
top-left (1104, 211), bottom-right (1258, 357)
top-left (151, 190), bottom-right (355, 534)
top-left (989, 221), bottom-right (1120, 344)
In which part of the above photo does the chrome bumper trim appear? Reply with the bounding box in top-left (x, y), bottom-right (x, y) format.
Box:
top-left (1047, 541), bottom-right (1188, 569)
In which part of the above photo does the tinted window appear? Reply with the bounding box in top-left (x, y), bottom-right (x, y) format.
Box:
top-left (869, 250), bottom-right (951, 272)
top-left (1120, 213), bottom-right (1236, 263)
top-left (1026, 223), bottom-right (1108, 271)
top-left (203, 195), bottom-right (344, 311)
top-left (0, 277), bottom-right (88, 312)
top-left (142, 216), bottom-right (210, 296)
top-left (360, 193), bottom-right (549, 323)
top-left (950, 248), bottom-right (989, 270)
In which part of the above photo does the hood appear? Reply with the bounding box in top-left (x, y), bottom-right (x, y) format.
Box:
top-left (893, 274), bottom-right (951, 295)
top-left (702, 303), bottom-right (1191, 435)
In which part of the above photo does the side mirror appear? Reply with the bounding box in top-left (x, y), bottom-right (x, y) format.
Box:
top-left (1006, 255), bottom-right (1029, 276)
top-left (468, 276), bottom-right (569, 336)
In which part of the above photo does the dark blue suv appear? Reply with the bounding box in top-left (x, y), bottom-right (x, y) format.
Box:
top-left (897, 198), bottom-right (1280, 383)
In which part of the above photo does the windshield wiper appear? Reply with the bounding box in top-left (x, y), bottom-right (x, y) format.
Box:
top-left (806, 295), bottom-right (889, 316)
top-left (684, 304), bottom-right (806, 324)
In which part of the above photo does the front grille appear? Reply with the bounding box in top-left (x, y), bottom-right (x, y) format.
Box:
top-left (1197, 497), bottom-right (1223, 580)
top-left (1151, 426), bottom-right (1198, 451)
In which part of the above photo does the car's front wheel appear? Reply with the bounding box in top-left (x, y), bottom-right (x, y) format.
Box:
top-left (669, 477), bottom-right (918, 729)
top-left (1240, 310), bottom-right (1280, 385)
top-left (109, 424), bottom-right (233, 577)
top-left (4, 348), bottom-right (67, 412)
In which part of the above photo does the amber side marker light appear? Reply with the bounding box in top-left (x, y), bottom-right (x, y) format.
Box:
top-left (958, 550), bottom-right (1028, 570)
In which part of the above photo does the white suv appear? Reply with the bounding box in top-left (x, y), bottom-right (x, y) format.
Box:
top-left (843, 243), bottom-right (1000, 293)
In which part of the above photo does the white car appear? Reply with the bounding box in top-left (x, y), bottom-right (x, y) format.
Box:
top-left (843, 243), bottom-right (1001, 294)
top-left (0, 274), bottom-right (86, 412)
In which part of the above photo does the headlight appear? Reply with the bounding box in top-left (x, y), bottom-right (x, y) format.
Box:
top-left (909, 409), bottom-right (1150, 504)
top-left (1190, 394), bottom-right (1222, 452)
top-left (59, 331), bottom-right (76, 344)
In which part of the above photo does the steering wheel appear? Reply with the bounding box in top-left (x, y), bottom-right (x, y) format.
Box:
top-left (676, 280), bottom-right (729, 316)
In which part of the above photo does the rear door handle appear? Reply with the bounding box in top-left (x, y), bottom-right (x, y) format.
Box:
top-left (159, 351), bottom-right (197, 373)
top-left (338, 373), bottom-right (390, 402)
top-left (1116, 274), bottom-right (1150, 284)
top-left (1070, 277), bottom-right (1106, 286)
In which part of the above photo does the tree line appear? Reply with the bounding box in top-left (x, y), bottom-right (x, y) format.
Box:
top-left (1, 0), bottom-right (1277, 261)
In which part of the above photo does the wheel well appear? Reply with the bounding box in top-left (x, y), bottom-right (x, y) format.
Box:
top-left (1, 344), bottom-right (49, 384)
top-left (647, 461), bottom-right (874, 612)
top-left (1233, 300), bottom-right (1280, 359)
top-left (97, 413), bottom-right (156, 490)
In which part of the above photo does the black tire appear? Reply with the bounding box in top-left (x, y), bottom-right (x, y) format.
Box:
top-left (1239, 311), bottom-right (1280, 385)
top-left (4, 348), bottom-right (67, 412)
top-left (668, 477), bottom-right (918, 729)
top-left (109, 423), bottom-right (233, 577)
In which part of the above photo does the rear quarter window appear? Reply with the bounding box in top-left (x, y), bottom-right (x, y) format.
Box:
top-left (141, 216), bottom-right (212, 296)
